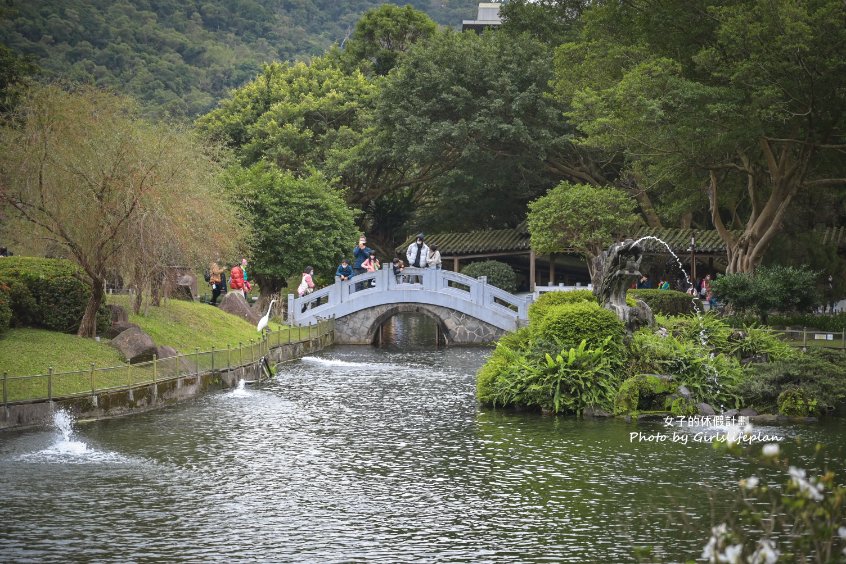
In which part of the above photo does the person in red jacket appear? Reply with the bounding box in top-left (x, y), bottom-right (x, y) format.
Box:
top-left (229, 262), bottom-right (246, 298)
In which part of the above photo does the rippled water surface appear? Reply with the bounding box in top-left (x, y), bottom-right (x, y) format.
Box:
top-left (1, 334), bottom-right (845, 562)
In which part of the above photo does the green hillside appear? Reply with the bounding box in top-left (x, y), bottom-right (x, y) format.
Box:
top-left (0, 0), bottom-right (478, 117)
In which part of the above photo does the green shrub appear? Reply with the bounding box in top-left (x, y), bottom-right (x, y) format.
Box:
top-left (536, 301), bottom-right (624, 348)
top-left (481, 337), bottom-right (620, 414)
top-left (777, 386), bottom-right (819, 417)
top-left (614, 374), bottom-right (676, 415)
top-left (711, 265), bottom-right (820, 322)
top-left (628, 289), bottom-right (695, 316)
top-left (627, 328), bottom-right (743, 409)
top-left (767, 313), bottom-right (846, 332)
top-left (461, 260), bottom-right (518, 293)
top-left (0, 257), bottom-right (108, 334)
top-left (477, 327), bottom-right (533, 404)
top-left (528, 289), bottom-right (596, 323)
top-left (727, 324), bottom-right (796, 362)
top-left (0, 284), bottom-right (11, 335)
top-left (738, 350), bottom-right (846, 414)
top-left (0, 275), bottom-right (37, 327)
top-left (663, 313), bottom-right (733, 354)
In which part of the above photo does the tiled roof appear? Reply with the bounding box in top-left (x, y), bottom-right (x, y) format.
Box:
top-left (630, 227), bottom-right (730, 254)
top-left (397, 224), bottom-right (845, 257)
top-left (397, 226), bottom-right (531, 256)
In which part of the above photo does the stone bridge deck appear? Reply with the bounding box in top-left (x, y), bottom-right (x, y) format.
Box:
top-left (287, 268), bottom-right (531, 345)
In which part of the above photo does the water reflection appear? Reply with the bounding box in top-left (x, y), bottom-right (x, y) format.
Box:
top-left (0, 346), bottom-right (843, 562)
top-left (377, 311), bottom-right (445, 348)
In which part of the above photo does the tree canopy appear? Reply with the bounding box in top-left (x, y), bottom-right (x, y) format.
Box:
top-left (527, 182), bottom-right (638, 280)
top-left (0, 84), bottom-right (242, 335)
top-left (554, 0), bottom-right (846, 272)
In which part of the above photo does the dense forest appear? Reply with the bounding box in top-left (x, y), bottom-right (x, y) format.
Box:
top-left (0, 0), bottom-right (478, 116)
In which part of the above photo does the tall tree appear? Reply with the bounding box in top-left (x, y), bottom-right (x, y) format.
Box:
top-left (343, 4), bottom-right (438, 76)
top-left (555, 0), bottom-right (846, 272)
top-left (527, 182), bottom-right (638, 281)
top-left (0, 85), bottom-right (241, 336)
top-left (223, 161), bottom-right (359, 298)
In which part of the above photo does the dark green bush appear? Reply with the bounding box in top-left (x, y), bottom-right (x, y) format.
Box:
top-left (628, 289), bottom-right (695, 316)
top-left (767, 313), bottom-right (846, 332)
top-left (777, 386), bottom-right (819, 417)
top-left (461, 260), bottom-right (518, 293)
top-left (0, 275), bottom-right (37, 327)
top-left (528, 289), bottom-right (596, 324)
top-left (536, 301), bottom-right (625, 355)
top-left (738, 350), bottom-right (846, 414)
top-left (711, 265), bottom-right (820, 322)
top-left (0, 284), bottom-right (11, 335)
top-left (0, 257), bottom-right (108, 334)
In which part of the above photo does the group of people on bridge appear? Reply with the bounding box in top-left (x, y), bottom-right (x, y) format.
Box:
top-left (297, 233), bottom-right (443, 299)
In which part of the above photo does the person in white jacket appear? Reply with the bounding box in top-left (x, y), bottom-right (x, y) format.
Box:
top-left (427, 245), bottom-right (442, 269)
top-left (405, 233), bottom-right (429, 283)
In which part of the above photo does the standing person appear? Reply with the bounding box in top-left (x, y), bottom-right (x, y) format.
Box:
top-left (298, 266), bottom-right (315, 313)
top-left (427, 245), bottom-right (442, 269)
top-left (353, 235), bottom-right (372, 291)
top-left (209, 261), bottom-right (225, 305)
top-left (241, 258), bottom-right (252, 296)
top-left (392, 258), bottom-right (405, 283)
top-left (637, 274), bottom-right (652, 289)
top-left (405, 233), bottom-right (429, 283)
top-left (700, 274), bottom-right (713, 310)
top-left (363, 254), bottom-right (381, 287)
top-left (229, 261), bottom-right (246, 298)
top-left (336, 258), bottom-right (353, 281)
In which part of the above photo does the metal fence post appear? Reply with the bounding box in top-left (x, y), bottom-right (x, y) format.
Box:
top-left (803, 326), bottom-right (807, 349)
top-left (3, 372), bottom-right (7, 408)
top-left (152, 355), bottom-right (157, 384)
top-left (195, 348), bottom-right (200, 376)
top-left (128, 362), bottom-right (132, 390)
top-left (211, 346), bottom-right (215, 372)
top-left (90, 363), bottom-right (95, 394)
top-left (227, 344), bottom-right (231, 369)
top-left (842, 328), bottom-right (845, 350)
top-left (239, 342), bottom-right (243, 366)
top-left (48, 367), bottom-right (53, 401)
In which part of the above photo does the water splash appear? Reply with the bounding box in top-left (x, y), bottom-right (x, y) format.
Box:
top-left (229, 379), bottom-right (250, 397)
top-left (16, 409), bottom-right (129, 463)
top-left (631, 235), bottom-right (725, 411)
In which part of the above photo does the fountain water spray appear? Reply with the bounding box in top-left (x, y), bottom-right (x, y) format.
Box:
top-left (631, 236), bottom-right (725, 411)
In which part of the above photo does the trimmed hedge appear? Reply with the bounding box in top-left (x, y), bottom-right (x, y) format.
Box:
top-left (0, 284), bottom-right (11, 335)
top-left (0, 257), bottom-right (109, 334)
top-left (536, 301), bottom-right (625, 354)
top-left (767, 313), bottom-right (846, 332)
top-left (628, 289), bottom-right (695, 316)
top-left (528, 289), bottom-right (596, 324)
top-left (461, 260), bottom-right (518, 293)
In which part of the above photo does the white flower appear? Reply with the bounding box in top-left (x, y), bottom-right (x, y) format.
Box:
top-left (702, 524), bottom-right (728, 562)
top-left (722, 543), bottom-right (743, 563)
top-left (788, 465), bottom-right (824, 502)
top-left (750, 539), bottom-right (779, 564)
top-left (839, 526), bottom-right (846, 539)
top-left (762, 443), bottom-right (779, 457)
top-left (740, 476), bottom-right (760, 490)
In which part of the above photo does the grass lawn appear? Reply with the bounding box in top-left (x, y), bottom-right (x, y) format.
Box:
top-left (0, 328), bottom-right (125, 377)
top-left (1, 297), bottom-right (315, 401)
top-left (108, 295), bottom-right (287, 352)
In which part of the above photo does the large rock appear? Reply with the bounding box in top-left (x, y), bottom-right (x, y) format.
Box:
top-left (219, 292), bottom-right (260, 324)
top-left (697, 402), bottom-right (716, 416)
top-left (110, 326), bottom-right (157, 364)
top-left (105, 321), bottom-right (139, 339)
top-left (108, 304), bottom-right (128, 324)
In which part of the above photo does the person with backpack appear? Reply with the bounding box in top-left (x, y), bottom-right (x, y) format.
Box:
top-left (208, 261), bottom-right (225, 305)
top-left (229, 261), bottom-right (246, 298)
top-left (298, 266), bottom-right (315, 313)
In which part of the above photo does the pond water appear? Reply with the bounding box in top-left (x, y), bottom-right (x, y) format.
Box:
top-left (1, 314), bottom-right (844, 562)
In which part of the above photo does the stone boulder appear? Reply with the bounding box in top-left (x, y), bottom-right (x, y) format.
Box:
top-left (110, 326), bottom-right (157, 364)
top-left (155, 345), bottom-right (179, 360)
top-left (738, 407), bottom-right (758, 417)
top-left (108, 304), bottom-right (128, 324)
top-left (105, 321), bottom-right (139, 339)
top-left (219, 292), bottom-right (260, 324)
top-left (697, 402), bottom-right (716, 416)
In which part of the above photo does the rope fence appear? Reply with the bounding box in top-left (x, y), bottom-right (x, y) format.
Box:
top-left (2, 319), bottom-right (334, 406)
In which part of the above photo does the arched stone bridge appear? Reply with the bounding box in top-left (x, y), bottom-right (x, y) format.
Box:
top-left (287, 268), bottom-right (530, 345)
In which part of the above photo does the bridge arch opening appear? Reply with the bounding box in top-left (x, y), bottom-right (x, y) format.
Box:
top-left (369, 307), bottom-right (449, 348)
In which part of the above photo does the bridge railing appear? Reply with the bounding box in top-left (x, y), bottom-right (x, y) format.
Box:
top-left (287, 267), bottom-right (530, 326)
